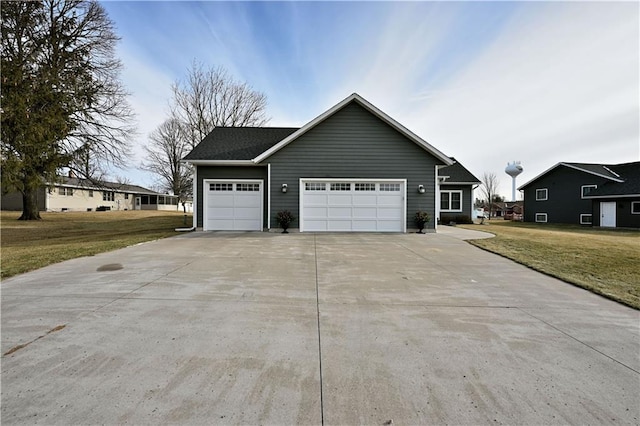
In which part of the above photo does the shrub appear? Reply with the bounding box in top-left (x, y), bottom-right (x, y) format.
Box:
top-left (440, 214), bottom-right (472, 225)
top-left (276, 210), bottom-right (295, 232)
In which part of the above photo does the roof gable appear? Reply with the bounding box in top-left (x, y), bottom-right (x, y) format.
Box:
top-left (253, 93), bottom-right (454, 165)
top-left (518, 162), bottom-right (625, 190)
top-left (584, 161), bottom-right (640, 197)
top-left (438, 158), bottom-right (480, 184)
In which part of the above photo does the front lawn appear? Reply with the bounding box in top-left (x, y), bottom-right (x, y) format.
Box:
top-left (459, 221), bottom-right (640, 309)
top-left (1, 210), bottom-right (191, 279)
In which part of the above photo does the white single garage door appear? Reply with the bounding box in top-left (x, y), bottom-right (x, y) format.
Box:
top-left (300, 180), bottom-right (405, 232)
top-left (204, 180), bottom-right (263, 231)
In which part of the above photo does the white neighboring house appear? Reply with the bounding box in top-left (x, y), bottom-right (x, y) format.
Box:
top-left (1, 175), bottom-right (191, 213)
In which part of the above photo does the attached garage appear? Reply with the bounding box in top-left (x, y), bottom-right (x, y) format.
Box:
top-left (300, 179), bottom-right (405, 232)
top-left (203, 180), bottom-right (263, 231)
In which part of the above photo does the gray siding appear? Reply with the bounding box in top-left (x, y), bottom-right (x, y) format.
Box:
top-left (439, 184), bottom-right (474, 220)
top-left (264, 102), bottom-right (445, 230)
top-left (522, 166), bottom-right (606, 224)
top-left (195, 166), bottom-right (268, 228)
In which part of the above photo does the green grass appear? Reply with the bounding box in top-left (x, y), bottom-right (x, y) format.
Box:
top-left (1, 210), bottom-right (191, 279)
top-left (459, 221), bottom-right (640, 309)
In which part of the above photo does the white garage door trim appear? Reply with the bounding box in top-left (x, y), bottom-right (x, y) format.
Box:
top-left (203, 179), bottom-right (263, 231)
top-left (299, 178), bottom-right (406, 233)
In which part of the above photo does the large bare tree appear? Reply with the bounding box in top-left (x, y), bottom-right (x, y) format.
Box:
top-left (1, 0), bottom-right (134, 220)
top-left (142, 118), bottom-right (192, 204)
top-left (479, 172), bottom-right (500, 219)
top-left (171, 61), bottom-right (269, 148)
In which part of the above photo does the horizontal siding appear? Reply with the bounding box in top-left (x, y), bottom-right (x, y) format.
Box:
top-left (265, 102), bottom-right (445, 230)
top-left (439, 184), bottom-right (473, 219)
top-left (196, 166), bottom-right (268, 228)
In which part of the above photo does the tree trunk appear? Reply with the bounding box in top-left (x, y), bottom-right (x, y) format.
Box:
top-left (19, 188), bottom-right (42, 220)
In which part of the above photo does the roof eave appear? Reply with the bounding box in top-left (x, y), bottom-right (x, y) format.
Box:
top-left (182, 159), bottom-right (257, 166)
top-left (583, 193), bottom-right (640, 199)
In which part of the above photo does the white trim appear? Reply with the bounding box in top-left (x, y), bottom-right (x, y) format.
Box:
top-left (580, 214), bottom-right (593, 225)
top-left (631, 201), bottom-right (640, 215)
top-left (299, 178), bottom-right (407, 233)
top-left (581, 185), bottom-right (597, 198)
top-left (435, 165), bottom-right (440, 230)
top-left (584, 193), bottom-right (640, 199)
top-left (518, 162), bottom-right (624, 190)
top-left (535, 188), bottom-right (548, 201)
top-left (253, 93), bottom-right (454, 166)
top-left (193, 167), bottom-right (197, 228)
top-left (184, 160), bottom-right (255, 166)
top-left (440, 189), bottom-right (463, 212)
top-left (535, 213), bottom-right (548, 223)
top-left (267, 163), bottom-right (271, 230)
top-left (202, 179), bottom-right (264, 231)
top-left (440, 181), bottom-right (480, 185)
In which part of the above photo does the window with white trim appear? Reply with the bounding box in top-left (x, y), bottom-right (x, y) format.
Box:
top-left (103, 191), bottom-right (114, 201)
top-left (305, 182), bottom-right (326, 191)
top-left (440, 190), bottom-right (462, 212)
top-left (379, 183), bottom-right (401, 192)
top-left (580, 214), bottom-right (592, 225)
top-left (354, 183), bottom-right (375, 191)
top-left (581, 185), bottom-right (597, 198)
top-left (535, 213), bottom-right (548, 223)
top-left (58, 187), bottom-right (74, 196)
top-left (237, 183), bottom-right (259, 191)
top-left (330, 183), bottom-right (351, 191)
top-left (535, 188), bottom-right (548, 201)
top-left (210, 183), bottom-right (233, 191)
top-left (632, 201), bottom-right (640, 215)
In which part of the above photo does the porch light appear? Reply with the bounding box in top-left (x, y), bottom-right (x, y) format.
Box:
top-left (281, 183), bottom-right (288, 193)
top-left (418, 185), bottom-right (425, 194)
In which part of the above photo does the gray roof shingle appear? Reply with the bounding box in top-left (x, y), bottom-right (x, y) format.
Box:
top-left (183, 127), bottom-right (299, 161)
top-left (586, 161), bottom-right (640, 197)
top-left (439, 158), bottom-right (480, 183)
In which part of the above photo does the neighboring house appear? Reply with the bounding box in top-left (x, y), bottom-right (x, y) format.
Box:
top-left (1, 176), bottom-right (186, 212)
top-left (518, 161), bottom-right (640, 228)
top-left (183, 93), bottom-right (481, 233)
top-left (493, 201), bottom-right (523, 220)
top-left (437, 159), bottom-right (481, 223)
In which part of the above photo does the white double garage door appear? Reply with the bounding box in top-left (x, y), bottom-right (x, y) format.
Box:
top-left (204, 179), bottom-right (405, 232)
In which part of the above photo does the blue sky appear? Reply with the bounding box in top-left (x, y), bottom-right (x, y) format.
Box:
top-left (102, 1), bottom-right (639, 198)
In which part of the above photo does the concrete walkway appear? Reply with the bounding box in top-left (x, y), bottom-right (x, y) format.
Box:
top-left (1, 231), bottom-right (638, 425)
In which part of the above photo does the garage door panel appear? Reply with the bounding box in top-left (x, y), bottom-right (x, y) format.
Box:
top-left (301, 180), bottom-right (404, 232)
top-left (205, 181), bottom-right (262, 231)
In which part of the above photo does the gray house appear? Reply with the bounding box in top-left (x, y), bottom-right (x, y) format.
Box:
top-left (184, 93), bottom-right (479, 232)
top-left (438, 159), bottom-right (481, 223)
top-left (518, 161), bottom-right (640, 228)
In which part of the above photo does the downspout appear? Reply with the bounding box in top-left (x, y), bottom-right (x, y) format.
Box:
top-left (267, 163), bottom-right (271, 230)
top-left (192, 165), bottom-right (197, 229)
top-left (472, 184), bottom-right (480, 217)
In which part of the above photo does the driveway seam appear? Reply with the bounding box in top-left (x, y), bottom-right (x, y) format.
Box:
top-left (517, 307), bottom-right (640, 374)
top-left (314, 234), bottom-right (325, 425)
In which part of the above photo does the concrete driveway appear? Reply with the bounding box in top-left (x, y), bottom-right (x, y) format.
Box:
top-left (1, 230), bottom-right (638, 425)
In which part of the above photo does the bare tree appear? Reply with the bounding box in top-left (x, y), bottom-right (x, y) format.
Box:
top-left (479, 172), bottom-right (500, 219)
top-left (142, 118), bottom-right (192, 202)
top-left (1, 0), bottom-right (135, 220)
top-left (171, 61), bottom-right (269, 147)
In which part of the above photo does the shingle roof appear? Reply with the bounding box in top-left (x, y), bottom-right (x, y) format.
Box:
top-left (439, 158), bottom-right (480, 184)
top-left (563, 163), bottom-right (624, 180)
top-left (57, 177), bottom-right (159, 195)
top-left (183, 127), bottom-right (299, 161)
top-left (585, 161), bottom-right (640, 197)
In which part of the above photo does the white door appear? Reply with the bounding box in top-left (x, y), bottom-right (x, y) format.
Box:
top-left (134, 197), bottom-right (141, 210)
top-left (204, 180), bottom-right (263, 231)
top-left (300, 180), bottom-right (405, 232)
top-left (600, 202), bottom-right (616, 227)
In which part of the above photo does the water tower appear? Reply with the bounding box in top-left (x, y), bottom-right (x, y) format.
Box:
top-left (505, 161), bottom-right (523, 201)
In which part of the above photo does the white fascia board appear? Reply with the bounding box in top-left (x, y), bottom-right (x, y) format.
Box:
top-left (518, 162), bottom-right (623, 190)
top-left (253, 93), bottom-right (454, 166)
top-left (440, 181), bottom-right (481, 185)
top-left (583, 193), bottom-right (640, 199)
top-left (183, 160), bottom-right (256, 166)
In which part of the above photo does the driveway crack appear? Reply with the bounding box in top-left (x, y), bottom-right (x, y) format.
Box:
top-left (314, 234), bottom-right (325, 425)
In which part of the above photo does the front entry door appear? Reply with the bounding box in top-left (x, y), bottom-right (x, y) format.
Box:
top-left (600, 202), bottom-right (616, 227)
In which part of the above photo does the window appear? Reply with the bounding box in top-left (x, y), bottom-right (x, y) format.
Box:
top-left (330, 183), bottom-right (351, 191)
top-left (380, 183), bottom-right (401, 192)
top-left (535, 213), bottom-right (548, 223)
top-left (354, 183), bottom-right (375, 191)
top-left (88, 190), bottom-right (93, 198)
top-left (535, 188), bottom-right (548, 201)
top-left (237, 183), bottom-right (259, 191)
top-left (103, 191), bottom-right (114, 201)
top-left (58, 187), bottom-right (74, 196)
top-left (210, 183), bottom-right (232, 191)
top-left (632, 202), bottom-right (640, 215)
top-left (124, 193), bottom-right (129, 199)
top-left (305, 182), bottom-right (326, 191)
top-left (581, 185), bottom-right (597, 198)
top-left (440, 190), bottom-right (462, 211)
top-left (580, 214), bottom-right (593, 225)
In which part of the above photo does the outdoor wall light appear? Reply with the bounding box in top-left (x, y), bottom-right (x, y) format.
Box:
top-left (418, 184), bottom-right (426, 194)
top-left (281, 183), bottom-right (288, 193)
